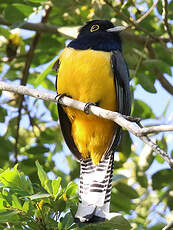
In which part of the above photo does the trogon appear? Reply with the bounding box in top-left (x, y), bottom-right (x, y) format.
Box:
top-left (53, 20), bottom-right (131, 223)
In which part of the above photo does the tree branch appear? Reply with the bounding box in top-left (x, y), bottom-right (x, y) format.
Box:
top-left (104, 0), bottom-right (164, 44)
top-left (135, 0), bottom-right (159, 24)
top-left (162, 220), bottom-right (173, 230)
top-left (0, 81), bottom-right (173, 168)
top-left (13, 5), bottom-right (52, 164)
top-left (140, 125), bottom-right (173, 135)
top-left (0, 16), bottom-right (60, 35)
top-left (162, 0), bottom-right (173, 44)
top-left (0, 16), bottom-right (170, 46)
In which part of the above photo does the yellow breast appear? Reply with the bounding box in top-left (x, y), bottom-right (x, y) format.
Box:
top-left (57, 47), bottom-right (117, 164)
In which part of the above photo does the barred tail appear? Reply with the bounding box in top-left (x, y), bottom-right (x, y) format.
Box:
top-left (75, 153), bottom-right (114, 223)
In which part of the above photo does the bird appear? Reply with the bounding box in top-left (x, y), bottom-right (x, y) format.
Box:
top-left (53, 19), bottom-right (131, 223)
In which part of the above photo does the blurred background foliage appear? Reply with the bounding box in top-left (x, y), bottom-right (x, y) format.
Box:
top-left (0, 0), bottom-right (173, 229)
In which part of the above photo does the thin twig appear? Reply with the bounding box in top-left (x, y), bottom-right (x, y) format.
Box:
top-left (0, 98), bottom-right (14, 105)
top-left (104, 0), bottom-right (173, 57)
top-left (135, 0), bottom-right (159, 24)
top-left (140, 125), bottom-right (173, 135)
top-left (0, 81), bottom-right (173, 168)
top-left (23, 104), bottom-right (41, 137)
top-left (133, 37), bottom-right (149, 79)
top-left (162, 220), bottom-right (173, 230)
top-left (162, 0), bottom-right (173, 43)
top-left (13, 5), bottom-right (52, 164)
top-left (104, 0), bottom-right (162, 43)
top-left (0, 16), bottom-right (170, 45)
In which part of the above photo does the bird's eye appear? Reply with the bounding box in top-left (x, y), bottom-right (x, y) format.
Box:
top-left (90, 24), bottom-right (99, 32)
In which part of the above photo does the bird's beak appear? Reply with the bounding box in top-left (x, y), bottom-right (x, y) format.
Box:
top-left (106, 26), bottom-right (126, 33)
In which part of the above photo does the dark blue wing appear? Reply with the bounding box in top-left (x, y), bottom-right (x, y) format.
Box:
top-left (105, 50), bottom-right (131, 154)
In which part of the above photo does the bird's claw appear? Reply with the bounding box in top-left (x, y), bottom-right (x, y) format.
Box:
top-left (55, 93), bottom-right (67, 103)
top-left (84, 102), bottom-right (96, 114)
top-left (55, 93), bottom-right (72, 107)
top-left (123, 115), bottom-right (143, 128)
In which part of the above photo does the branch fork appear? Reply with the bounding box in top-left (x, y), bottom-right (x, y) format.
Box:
top-left (0, 81), bottom-right (173, 168)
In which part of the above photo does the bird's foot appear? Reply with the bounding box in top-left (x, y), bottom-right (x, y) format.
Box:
top-left (123, 115), bottom-right (143, 128)
top-left (74, 215), bottom-right (105, 224)
top-left (84, 102), bottom-right (97, 114)
top-left (55, 93), bottom-right (71, 107)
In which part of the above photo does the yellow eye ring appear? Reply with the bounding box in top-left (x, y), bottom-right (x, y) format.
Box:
top-left (90, 24), bottom-right (100, 32)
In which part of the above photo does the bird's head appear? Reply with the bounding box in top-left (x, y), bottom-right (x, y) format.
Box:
top-left (78, 20), bottom-right (125, 37)
top-left (68, 19), bottom-right (125, 51)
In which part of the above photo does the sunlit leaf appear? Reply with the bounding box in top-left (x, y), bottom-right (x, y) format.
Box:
top-left (152, 169), bottom-right (173, 190)
top-left (80, 213), bottom-right (131, 230)
top-left (132, 99), bottom-right (155, 119)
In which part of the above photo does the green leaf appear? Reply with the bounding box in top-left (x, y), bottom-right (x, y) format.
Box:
top-left (4, 4), bottom-right (33, 23)
top-left (154, 44), bottom-right (173, 67)
top-left (45, 179), bottom-right (53, 194)
top-left (65, 182), bottom-right (77, 198)
top-left (0, 166), bottom-right (33, 194)
top-left (4, 6), bottom-right (24, 23)
top-left (39, 127), bottom-right (62, 145)
top-left (118, 131), bottom-right (132, 162)
top-left (148, 224), bottom-right (166, 230)
top-left (143, 59), bottom-right (172, 76)
top-left (80, 214), bottom-right (131, 230)
top-left (35, 161), bottom-right (49, 187)
top-left (138, 144), bottom-right (154, 171)
top-left (44, 101), bottom-right (58, 121)
top-left (0, 107), bottom-right (7, 123)
top-left (34, 60), bottom-right (56, 87)
top-left (152, 169), bottom-right (173, 190)
top-left (60, 212), bottom-right (74, 230)
top-left (132, 99), bottom-right (155, 119)
top-left (35, 161), bottom-right (53, 194)
top-left (136, 73), bottom-right (156, 93)
top-left (136, 169), bottom-right (148, 188)
top-left (111, 189), bottom-right (135, 213)
top-left (27, 146), bottom-right (49, 155)
top-left (53, 197), bottom-right (66, 212)
top-left (0, 136), bottom-right (13, 164)
top-left (112, 174), bottom-right (128, 184)
top-left (29, 193), bottom-right (51, 200)
top-left (11, 194), bottom-right (22, 210)
top-left (27, 0), bottom-right (47, 2)
top-left (115, 182), bottom-right (139, 199)
top-left (0, 27), bottom-right (10, 39)
top-left (13, 4), bottom-right (33, 16)
top-left (66, 155), bottom-right (80, 180)
top-left (0, 210), bottom-right (19, 223)
top-left (52, 177), bottom-right (61, 198)
top-left (22, 200), bottom-right (30, 213)
top-left (162, 99), bottom-right (171, 117)
top-left (168, 1), bottom-right (173, 17)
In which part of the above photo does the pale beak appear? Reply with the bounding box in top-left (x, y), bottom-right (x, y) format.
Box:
top-left (106, 26), bottom-right (126, 33)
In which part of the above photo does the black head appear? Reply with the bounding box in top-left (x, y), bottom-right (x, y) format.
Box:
top-left (78, 20), bottom-right (115, 36)
top-left (68, 20), bottom-right (125, 52)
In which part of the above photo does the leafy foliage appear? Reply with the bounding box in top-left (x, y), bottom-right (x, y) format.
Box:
top-left (0, 0), bottom-right (173, 229)
top-left (0, 162), bottom-right (78, 230)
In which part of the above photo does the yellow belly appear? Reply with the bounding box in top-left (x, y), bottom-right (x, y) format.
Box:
top-left (57, 48), bottom-right (116, 164)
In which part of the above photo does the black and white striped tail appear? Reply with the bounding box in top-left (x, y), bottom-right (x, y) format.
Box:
top-left (75, 153), bottom-right (114, 223)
